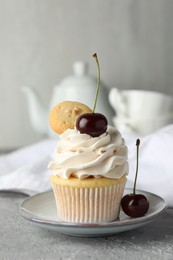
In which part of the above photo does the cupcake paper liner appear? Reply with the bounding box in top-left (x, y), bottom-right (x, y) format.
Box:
top-left (51, 180), bottom-right (126, 223)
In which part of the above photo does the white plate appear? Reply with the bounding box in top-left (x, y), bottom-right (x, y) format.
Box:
top-left (19, 189), bottom-right (166, 237)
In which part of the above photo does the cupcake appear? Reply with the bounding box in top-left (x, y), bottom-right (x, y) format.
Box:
top-left (48, 112), bottom-right (128, 223)
top-left (48, 53), bottom-right (128, 223)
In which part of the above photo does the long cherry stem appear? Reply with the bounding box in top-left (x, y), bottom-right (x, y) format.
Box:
top-left (92, 53), bottom-right (100, 113)
top-left (133, 139), bottom-right (140, 195)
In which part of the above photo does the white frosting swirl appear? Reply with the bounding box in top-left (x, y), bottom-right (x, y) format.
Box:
top-left (48, 126), bottom-right (128, 179)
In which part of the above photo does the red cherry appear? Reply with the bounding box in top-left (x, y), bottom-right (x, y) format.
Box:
top-left (121, 139), bottom-right (150, 218)
top-left (76, 54), bottom-right (108, 137)
top-left (121, 194), bottom-right (149, 218)
top-left (76, 112), bottom-right (108, 137)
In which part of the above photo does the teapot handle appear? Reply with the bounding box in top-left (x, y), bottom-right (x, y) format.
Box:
top-left (109, 88), bottom-right (127, 117)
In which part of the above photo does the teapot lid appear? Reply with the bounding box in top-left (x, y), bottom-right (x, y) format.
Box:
top-left (60, 61), bottom-right (98, 87)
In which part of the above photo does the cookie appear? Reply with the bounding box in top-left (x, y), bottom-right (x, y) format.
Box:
top-left (49, 101), bottom-right (92, 134)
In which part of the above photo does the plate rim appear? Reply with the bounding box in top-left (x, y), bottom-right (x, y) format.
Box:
top-left (19, 188), bottom-right (167, 229)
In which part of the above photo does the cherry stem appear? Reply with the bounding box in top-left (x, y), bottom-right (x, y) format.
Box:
top-left (133, 139), bottom-right (140, 195)
top-left (92, 53), bottom-right (100, 113)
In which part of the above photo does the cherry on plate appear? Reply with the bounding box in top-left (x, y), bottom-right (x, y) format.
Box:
top-left (121, 139), bottom-right (150, 218)
top-left (121, 193), bottom-right (149, 218)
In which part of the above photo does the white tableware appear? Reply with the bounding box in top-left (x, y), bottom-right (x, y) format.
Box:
top-left (113, 114), bottom-right (173, 135)
top-left (109, 88), bottom-right (173, 135)
top-left (19, 189), bottom-right (166, 237)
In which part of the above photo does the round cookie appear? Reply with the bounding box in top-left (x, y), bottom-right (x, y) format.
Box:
top-left (49, 101), bottom-right (92, 134)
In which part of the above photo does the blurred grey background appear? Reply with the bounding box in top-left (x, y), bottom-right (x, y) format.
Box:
top-left (0, 0), bottom-right (173, 150)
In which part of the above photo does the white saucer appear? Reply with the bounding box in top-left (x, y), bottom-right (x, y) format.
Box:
top-left (19, 189), bottom-right (166, 237)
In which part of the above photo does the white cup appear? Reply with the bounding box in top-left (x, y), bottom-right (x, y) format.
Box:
top-left (113, 114), bottom-right (173, 135)
top-left (109, 88), bottom-right (173, 135)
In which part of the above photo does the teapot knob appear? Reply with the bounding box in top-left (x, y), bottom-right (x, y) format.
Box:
top-left (73, 61), bottom-right (88, 76)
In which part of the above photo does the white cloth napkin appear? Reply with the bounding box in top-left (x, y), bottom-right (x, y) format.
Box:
top-left (0, 139), bottom-right (56, 195)
top-left (125, 124), bottom-right (173, 208)
top-left (0, 125), bottom-right (173, 207)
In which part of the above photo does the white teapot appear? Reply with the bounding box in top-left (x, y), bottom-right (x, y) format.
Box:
top-left (22, 61), bottom-right (114, 137)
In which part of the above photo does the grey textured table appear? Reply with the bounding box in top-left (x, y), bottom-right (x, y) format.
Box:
top-left (1, 191), bottom-right (173, 260)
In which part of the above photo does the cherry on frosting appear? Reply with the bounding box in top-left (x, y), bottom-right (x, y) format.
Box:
top-left (76, 53), bottom-right (108, 137)
top-left (76, 112), bottom-right (107, 137)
